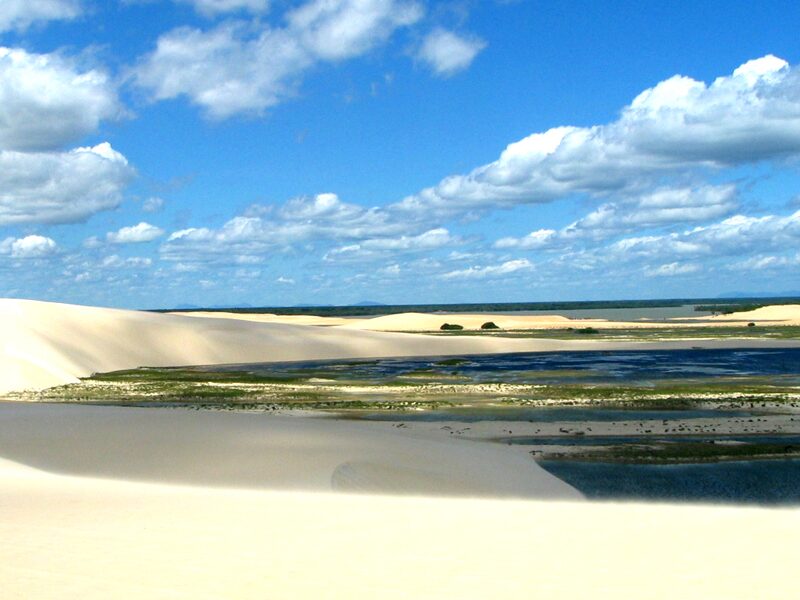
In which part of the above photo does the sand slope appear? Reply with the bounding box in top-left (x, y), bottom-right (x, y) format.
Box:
top-left (1, 453), bottom-right (797, 599)
top-left (710, 304), bottom-right (800, 322)
top-left (0, 403), bottom-right (580, 499)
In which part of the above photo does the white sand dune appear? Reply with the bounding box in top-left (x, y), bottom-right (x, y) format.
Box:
top-left (1, 447), bottom-right (798, 599)
top-left (708, 304), bottom-right (800, 322)
top-left (176, 304), bottom-right (800, 331)
top-left (0, 403), bottom-right (579, 499)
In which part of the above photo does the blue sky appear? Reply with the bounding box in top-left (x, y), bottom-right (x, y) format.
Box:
top-left (1, 0), bottom-right (799, 308)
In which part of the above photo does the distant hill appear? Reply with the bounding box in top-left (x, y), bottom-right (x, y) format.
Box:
top-left (354, 300), bottom-right (386, 306)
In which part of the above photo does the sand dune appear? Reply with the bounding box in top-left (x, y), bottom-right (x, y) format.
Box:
top-left (708, 304), bottom-right (800, 322)
top-left (0, 403), bottom-right (579, 499)
top-left (175, 304), bottom-right (800, 331)
top-left (172, 310), bottom-right (353, 326)
top-left (1, 449), bottom-right (797, 599)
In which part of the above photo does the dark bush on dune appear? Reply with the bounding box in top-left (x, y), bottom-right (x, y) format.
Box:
top-left (440, 323), bottom-right (464, 331)
top-left (481, 321), bottom-right (500, 330)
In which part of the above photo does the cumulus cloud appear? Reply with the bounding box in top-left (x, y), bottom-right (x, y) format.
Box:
top-left (416, 28), bottom-right (486, 76)
top-left (100, 255), bottom-right (153, 268)
top-left (443, 258), bottom-right (533, 280)
top-left (161, 193), bottom-right (421, 262)
top-left (605, 209), bottom-right (800, 261)
top-left (0, 234), bottom-right (58, 258)
top-left (644, 262), bottom-right (701, 277)
top-left (0, 0), bottom-right (80, 32)
top-left (496, 184), bottom-right (739, 250)
top-left (135, 0), bottom-right (423, 118)
top-left (324, 227), bottom-right (457, 260)
top-left (107, 222), bottom-right (165, 244)
top-left (0, 143), bottom-right (134, 226)
top-left (729, 254), bottom-right (800, 271)
top-left (0, 47), bottom-right (122, 152)
top-left (178, 0), bottom-right (269, 17)
top-left (395, 55), bottom-right (800, 216)
top-left (0, 47), bottom-right (133, 227)
top-left (495, 228), bottom-right (557, 250)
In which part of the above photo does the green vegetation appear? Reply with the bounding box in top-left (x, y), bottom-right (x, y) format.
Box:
top-left (481, 321), bottom-right (500, 330)
top-left (440, 323), bottom-right (464, 330)
top-left (544, 441), bottom-right (800, 464)
top-left (9, 364), bottom-right (799, 413)
top-left (575, 327), bottom-right (600, 334)
top-left (694, 303), bottom-right (764, 315)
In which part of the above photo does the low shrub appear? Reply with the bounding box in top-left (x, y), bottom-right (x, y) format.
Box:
top-left (440, 323), bottom-right (464, 331)
top-left (481, 321), bottom-right (500, 330)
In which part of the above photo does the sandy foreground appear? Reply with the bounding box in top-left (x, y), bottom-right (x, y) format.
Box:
top-left (1, 403), bottom-right (799, 599)
top-left (2, 298), bottom-right (800, 598)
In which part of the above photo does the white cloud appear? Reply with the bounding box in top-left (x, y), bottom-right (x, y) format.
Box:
top-left (162, 193), bottom-right (421, 262)
top-left (0, 234), bottom-right (58, 258)
top-left (395, 55), bottom-right (800, 216)
top-left (107, 222), bottom-right (165, 244)
top-left (729, 254), bottom-right (800, 271)
top-left (645, 262), bottom-right (701, 277)
top-left (443, 258), bottom-right (533, 280)
top-left (0, 47), bottom-right (121, 152)
top-left (497, 184), bottom-right (739, 250)
top-left (0, 143), bottom-right (134, 226)
top-left (416, 28), bottom-right (486, 76)
top-left (649, 209), bottom-right (800, 260)
top-left (100, 255), bottom-right (153, 268)
top-left (276, 275), bottom-right (295, 284)
top-left (289, 0), bottom-right (422, 61)
top-left (324, 228), bottom-right (457, 260)
top-left (142, 197), bottom-right (165, 212)
top-left (177, 0), bottom-right (269, 17)
top-left (134, 0), bottom-right (423, 118)
top-left (0, 0), bottom-right (80, 32)
top-left (495, 228), bottom-right (556, 250)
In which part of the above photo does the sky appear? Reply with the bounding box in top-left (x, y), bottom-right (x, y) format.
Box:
top-left (1, 0), bottom-right (800, 309)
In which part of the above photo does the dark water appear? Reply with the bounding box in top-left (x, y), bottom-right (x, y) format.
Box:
top-left (357, 407), bottom-right (755, 423)
top-left (540, 459), bottom-right (800, 505)
top-left (213, 347), bottom-right (800, 385)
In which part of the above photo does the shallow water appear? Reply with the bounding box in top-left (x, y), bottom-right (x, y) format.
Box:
top-left (214, 347), bottom-right (800, 385)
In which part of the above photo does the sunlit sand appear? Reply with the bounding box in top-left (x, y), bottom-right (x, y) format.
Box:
top-left (2, 299), bottom-right (799, 598)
